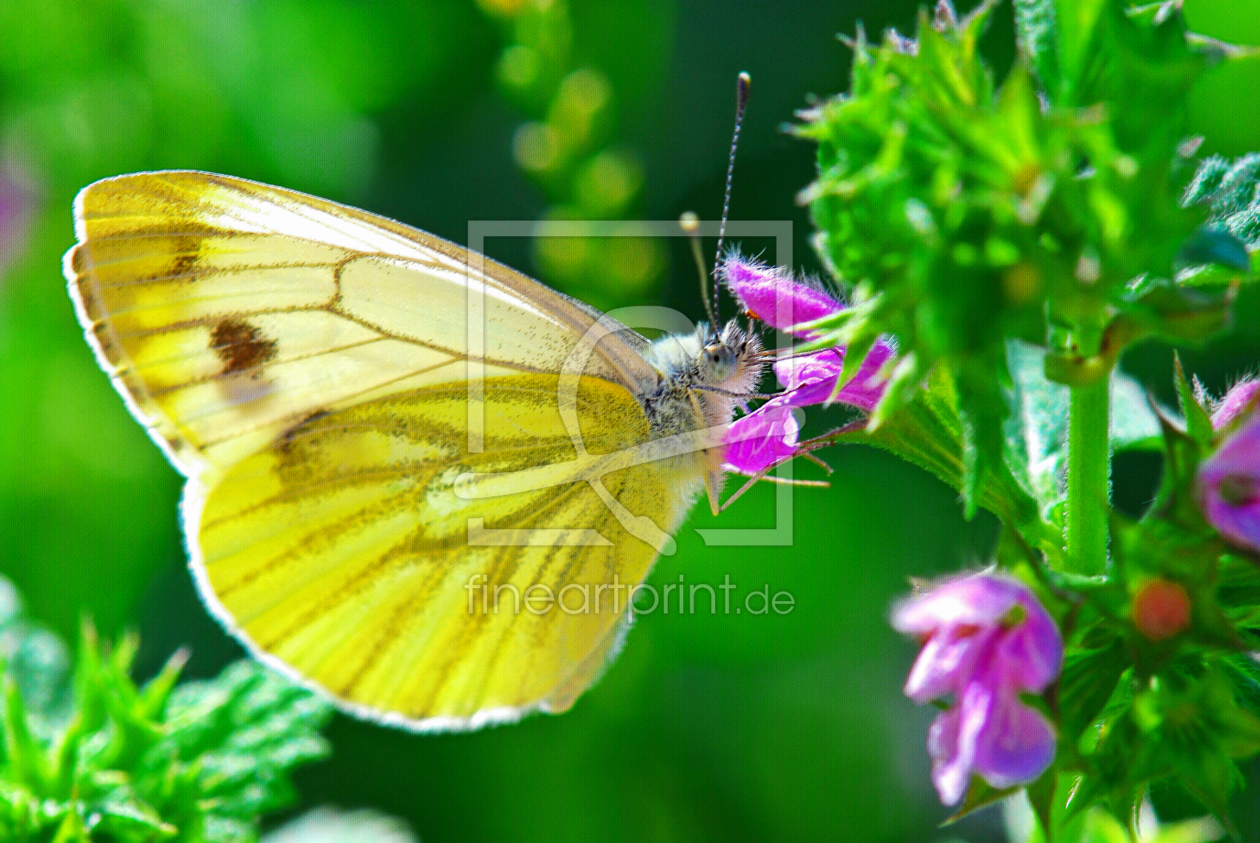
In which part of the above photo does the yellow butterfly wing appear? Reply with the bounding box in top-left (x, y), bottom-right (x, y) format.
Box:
top-left (195, 374), bottom-right (686, 728)
top-left (65, 170), bottom-right (661, 481)
top-left (65, 171), bottom-right (694, 729)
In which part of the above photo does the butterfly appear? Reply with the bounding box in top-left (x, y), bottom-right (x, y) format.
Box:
top-left (63, 171), bottom-right (765, 731)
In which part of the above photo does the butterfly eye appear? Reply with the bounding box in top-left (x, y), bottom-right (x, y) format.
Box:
top-left (703, 343), bottom-right (737, 382)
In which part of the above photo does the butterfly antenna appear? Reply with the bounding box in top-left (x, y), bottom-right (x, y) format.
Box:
top-left (712, 71), bottom-right (751, 323)
top-left (680, 211), bottom-right (719, 330)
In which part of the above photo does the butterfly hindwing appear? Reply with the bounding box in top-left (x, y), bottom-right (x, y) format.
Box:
top-left (191, 375), bottom-right (687, 728)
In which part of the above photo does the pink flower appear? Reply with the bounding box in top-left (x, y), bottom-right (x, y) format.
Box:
top-left (718, 256), bottom-right (893, 475)
top-left (1198, 413), bottom-right (1260, 552)
top-left (892, 573), bottom-right (1063, 805)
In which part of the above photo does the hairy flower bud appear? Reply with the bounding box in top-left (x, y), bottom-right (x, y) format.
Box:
top-left (1211, 378), bottom-right (1260, 431)
top-left (1198, 414), bottom-right (1260, 553)
top-left (720, 255), bottom-right (843, 339)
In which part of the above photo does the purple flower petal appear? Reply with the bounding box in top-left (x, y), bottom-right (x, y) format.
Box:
top-left (722, 402), bottom-right (800, 475)
top-left (903, 624), bottom-right (998, 703)
top-left (926, 706), bottom-right (971, 806)
top-left (1198, 414), bottom-right (1260, 552)
top-left (716, 257), bottom-right (894, 476)
top-left (718, 344), bottom-right (891, 477)
top-left (969, 679), bottom-right (1057, 790)
top-left (892, 574), bottom-right (1027, 635)
top-left (720, 256), bottom-right (843, 338)
top-left (932, 672), bottom-right (1056, 804)
top-left (991, 600), bottom-right (1064, 693)
top-left (773, 344), bottom-right (893, 413)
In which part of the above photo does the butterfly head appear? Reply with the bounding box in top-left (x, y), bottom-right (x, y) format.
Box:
top-left (698, 319), bottom-right (763, 397)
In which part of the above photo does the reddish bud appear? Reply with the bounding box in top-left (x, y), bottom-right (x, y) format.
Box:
top-left (1132, 580), bottom-right (1191, 641)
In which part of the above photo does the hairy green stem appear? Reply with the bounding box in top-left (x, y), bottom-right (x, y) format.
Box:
top-left (1065, 372), bottom-right (1111, 575)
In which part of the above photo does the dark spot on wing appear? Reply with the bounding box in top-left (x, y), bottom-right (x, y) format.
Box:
top-left (170, 236), bottom-right (201, 277)
top-left (280, 409), bottom-right (331, 449)
top-left (211, 318), bottom-right (278, 374)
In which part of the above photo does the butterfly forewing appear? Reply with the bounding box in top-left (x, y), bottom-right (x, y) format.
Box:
top-left (66, 171), bottom-right (660, 479)
top-left (64, 171), bottom-right (693, 730)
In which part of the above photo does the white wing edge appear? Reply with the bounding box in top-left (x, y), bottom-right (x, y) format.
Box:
top-left (63, 211), bottom-right (207, 481)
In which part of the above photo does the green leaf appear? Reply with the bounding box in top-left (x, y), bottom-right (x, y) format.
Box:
top-left (954, 351), bottom-right (1012, 521)
top-left (0, 581), bottom-right (72, 734)
top-left (1127, 281), bottom-right (1233, 343)
top-left (943, 776), bottom-right (1019, 824)
top-left (1178, 226), bottom-right (1251, 270)
top-left (1076, 807), bottom-right (1133, 843)
top-left (89, 783), bottom-right (176, 840)
top-left (1014, 0), bottom-right (1059, 87)
top-left (150, 661), bottom-right (333, 823)
top-left (1111, 367), bottom-right (1164, 451)
top-left (1183, 153), bottom-right (1260, 277)
top-left (1054, 0), bottom-right (1109, 103)
top-left (0, 575), bottom-right (335, 843)
top-left (832, 365), bottom-right (1053, 551)
top-left (1183, 155), bottom-right (1233, 207)
top-left (1006, 340), bottom-right (1161, 523)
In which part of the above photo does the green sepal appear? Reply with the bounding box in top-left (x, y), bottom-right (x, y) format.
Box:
top-left (943, 777), bottom-right (1020, 825)
top-left (2, 676), bottom-right (44, 793)
top-left (1070, 661), bottom-right (1260, 835)
top-left (138, 649), bottom-right (189, 726)
top-left (829, 332), bottom-right (877, 407)
top-left (868, 351), bottom-right (926, 430)
top-left (1125, 281), bottom-right (1234, 345)
top-left (1057, 631), bottom-right (1130, 754)
top-left (1112, 514), bottom-right (1241, 653)
top-left (1173, 353), bottom-right (1214, 450)
top-left (1146, 405), bottom-right (1208, 530)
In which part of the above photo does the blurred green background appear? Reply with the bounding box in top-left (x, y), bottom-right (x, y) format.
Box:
top-left (3, 1), bottom-right (1260, 841)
